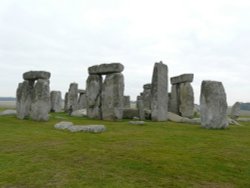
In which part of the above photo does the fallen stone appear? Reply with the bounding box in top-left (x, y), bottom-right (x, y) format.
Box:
top-left (237, 118), bottom-right (250, 122)
top-left (0, 109), bottom-right (17, 116)
top-left (129, 121), bottom-right (145, 125)
top-left (167, 112), bottom-right (183, 123)
top-left (54, 121), bottom-right (73, 130)
top-left (23, 71), bottom-right (51, 80)
top-left (88, 63), bottom-right (124, 75)
top-left (227, 117), bottom-right (241, 126)
top-left (200, 80), bottom-right (228, 129)
top-left (68, 125), bottom-right (106, 133)
top-left (170, 74), bottom-right (194, 84)
top-left (71, 109), bottom-right (87, 117)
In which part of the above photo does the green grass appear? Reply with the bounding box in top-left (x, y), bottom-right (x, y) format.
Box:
top-left (0, 112), bottom-right (250, 188)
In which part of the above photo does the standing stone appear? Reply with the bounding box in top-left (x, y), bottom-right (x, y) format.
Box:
top-left (86, 75), bottom-right (102, 119)
top-left (231, 102), bottom-right (241, 120)
top-left (151, 62), bottom-right (168, 121)
top-left (200, 80), bottom-right (228, 129)
top-left (142, 84), bottom-right (152, 110)
top-left (64, 92), bottom-right (68, 112)
top-left (123, 96), bottom-right (130, 108)
top-left (30, 79), bottom-right (50, 121)
top-left (137, 99), bottom-right (145, 120)
top-left (50, 91), bottom-right (62, 112)
top-left (66, 83), bottom-right (78, 112)
top-left (179, 82), bottom-right (194, 118)
top-left (78, 92), bottom-right (87, 110)
top-left (16, 80), bottom-right (34, 119)
top-left (102, 73), bottom-right (124, 120)
top-left (169, 84), bottom-right (179, 115)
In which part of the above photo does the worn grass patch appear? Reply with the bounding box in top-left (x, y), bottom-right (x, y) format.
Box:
top-left (0, 112), bottom-right (250, 187)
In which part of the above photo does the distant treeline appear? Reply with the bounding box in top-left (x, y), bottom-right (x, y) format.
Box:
top-left (240, 103), bottom-right (250, 111)
top-left (0, 97), bottom-right (16, 101)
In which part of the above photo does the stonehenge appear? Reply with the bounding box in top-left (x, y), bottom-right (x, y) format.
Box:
top-left (169, 74), bottom-right (194, 118)
top-left (15, 63), bottom-right (233, 130)
top-left (86, 63), bottom-right (124, 120)
top-left (16, 71), bottom-right (51, 121)
top-left (200, 80), bottom-right (228, 129)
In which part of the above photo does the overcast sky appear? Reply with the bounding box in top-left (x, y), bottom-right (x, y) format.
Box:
top-left (0, 0), bottom-right (250, 105)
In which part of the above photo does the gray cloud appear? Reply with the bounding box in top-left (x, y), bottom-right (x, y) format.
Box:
top-left (0, 0), bottom-right (250, 105)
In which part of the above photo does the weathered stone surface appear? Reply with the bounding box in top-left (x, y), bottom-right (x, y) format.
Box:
top-left (68, 125), bottom-right (106, 133)
top-left (179, 82), bottom-right (194, 118)
top-left (78, 89), bottom-right (86, 94)
top-left (129, 121), bottom-right (145, 125)
top-left (200, 80), bottom-right (228, 129)
top-left (170, 74), bottom-right (193, 84)
top-left (151, 62), bottom-right (168, 121)
top-left (227, 117), bottom-right (241, 126)
top-left (0, 109), bottom-right (16, 116)
top-left (142, 83), bottom-right (151, 110)
top-left (167, 112), bottom-right (200, 124)
top-left (123, 108), bottom-right (139, 119)
top-left (88, 63), bottom-right (124, 75)
top-left (167, 112), bottom-right (183, 123)
top-left (54, 121), bottom-right (73, 130)
top-left (50, 91), bottom-right (62, 112)
top-left (102, 73), bottom-right (124, 120)
top-left (169, 84), bottom-right (179, 114)
top-left (230, 102), bottom-right (241, 120)
top-left (77, 93), bottom-right (87, 109)
top-left (64, 92), bottom-right (68, 112)
top-left (65, 83), bottom-right (78, 112)
top-left (137, 99), bottom-right (145, 120)
top-left (237, 117), bottom-right (250, 122)
top-left (71, 109), bottom-right (87, 117)
top-left (86, 75), bottom-right (102, 119)
top-left (16, 81), bottom-right (34, 119)
top-left (23, 71), bottom-right (51, 80)
top-left (123, 96), bottom-right (130, 108)
top-left (30, 79), bottom-right (50, 121)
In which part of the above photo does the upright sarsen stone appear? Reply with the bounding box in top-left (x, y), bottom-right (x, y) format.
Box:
top-left (169, 84), bottom-right (179, 115)
top-left (66, 83), bottom-right (78, 112)
top-left (179, 82), bottom-right (194, 118)
top-left (142, 84), bottom-right (152, 110)
top-left (231, 102), bottom-right (241, 120)
top-left (86, 75), bottom-right (102, 119)
top-left (102, 73), bottom-right (124, 120)
top-left (123, 96), bottom-right (130, 108)
top-left (16, 81), bottom-right (34, 119)
top-left (78, 91), bottom-right (87, 110)
top-left (30, 79), bottom-right (50, 121)
top-left (151, 62), bottom-right (168, 121)
top-left (200, 80), bottom-right (228, 129)
top-left (50, 91), bottom-right (62, 112)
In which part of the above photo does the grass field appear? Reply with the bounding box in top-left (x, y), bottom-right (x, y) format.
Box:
top-left (0, 110), bottom-right (250, 188)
